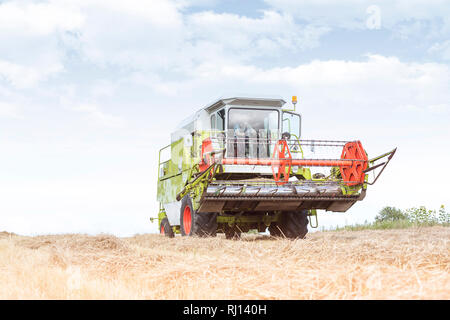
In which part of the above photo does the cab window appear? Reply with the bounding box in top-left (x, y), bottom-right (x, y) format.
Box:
top-left (228, 108), bottom-right (278, 132)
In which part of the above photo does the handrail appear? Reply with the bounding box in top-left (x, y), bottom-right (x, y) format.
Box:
top-left (158, 144), bottom-right (171, 182)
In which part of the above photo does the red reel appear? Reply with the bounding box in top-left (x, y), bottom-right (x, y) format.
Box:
top-left (340, 141), bottom-right (368, 186)
top-left (271, 140), bottom-right (292, 185)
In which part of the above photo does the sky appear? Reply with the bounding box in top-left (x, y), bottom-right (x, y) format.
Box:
top-left (0, 0), bottom-right (449, 236)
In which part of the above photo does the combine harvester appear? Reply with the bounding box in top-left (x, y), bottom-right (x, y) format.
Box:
top-left (155, 96), bottom-right (396, 239)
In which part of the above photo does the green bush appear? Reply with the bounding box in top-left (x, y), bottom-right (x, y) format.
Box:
top-left (405, 206), bottom-right (436, 224)
top-left (405, 205), bottom-right (450, 225)
top-left (438, 205), bottom-right (450, 224)
top-left (375, 206), bottom-right (407, 222)
top-left (331, 205), bottom-right (449, 231)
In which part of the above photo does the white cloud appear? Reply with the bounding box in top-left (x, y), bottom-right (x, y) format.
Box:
top-left (89, 80), bottom-right (117, 98)
top-left (0, 0), bottom-right (84, 35)
top-left (1, 1), bottom-right (327, 73)
top-left (264, 0), bottom-right (450, 36)
top-left (0, 58), bottom-right (63, 88)
top-left (0, 101), bottom-right (22, 119)
top-left (1, 0), bottom-right (449, 92)
top-left (394, 103), bottom-right (450, 115)
top-left (428, 40), bottom-right (450, 60)
top-left (84, 0), bottom-right (183, 26)
top-left (72, 103), bottom-right (126, 128)
top-left (186, 10), bottom-right (329, 59)
top-left (0, 1), bottom-right (82, 88)
top-left (142, 55), bottom-right (450, 112)
top-left (72, 0), bottom-right (185, 69)
top-left (71, 4), bottom-right (329, 71)
top-left (427, 103), bottom-right (450, 113)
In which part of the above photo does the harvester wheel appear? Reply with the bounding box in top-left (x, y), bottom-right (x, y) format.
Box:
top-left (268, 224), bottom-right (282, 237)
top-left (180, 196), bottom-right (217, 237)
top-left (160, 218), bottom-right (174, 238)
top-left (224, 225), bottom-right (241, 240)
top-left (269, 210), bottom-right (308, 239)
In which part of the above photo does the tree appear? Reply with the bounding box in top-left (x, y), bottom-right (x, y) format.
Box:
top-left (375, 206), bottom-right (406, 222)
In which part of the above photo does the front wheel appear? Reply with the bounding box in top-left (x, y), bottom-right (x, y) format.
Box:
top-left (269, 210), bottom-right (309, 239)
top-left (180, 196), bottom-right (217, 237)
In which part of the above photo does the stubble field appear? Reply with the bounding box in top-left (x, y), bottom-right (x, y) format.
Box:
top-left (0, 226), bottom-right (448, 299)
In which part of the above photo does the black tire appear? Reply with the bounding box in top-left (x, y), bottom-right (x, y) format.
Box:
top-left (268, 223), bottom-right (282, 237)
top-left (224, 225), bottom-right (241, 240)
top-left (180, 196), bottom-right (217, 237)
top-left (160, 217), bottom-right (174, 238)
top-left (269, 210), bottom-right (309, 239)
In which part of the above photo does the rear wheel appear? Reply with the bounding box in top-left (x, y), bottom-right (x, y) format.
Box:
top-left (180, 196), bottom-right (217, 237)
top-left (160, 217), bottom-right (174, 238)
top-left (268, 224), bottom-right (282, 237)
top-left (224, 225), bottom-right (241, 240)
top-left (269, 210), bottom-right (309, 239)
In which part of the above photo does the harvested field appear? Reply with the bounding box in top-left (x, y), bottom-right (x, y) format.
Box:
top-left (0, 226), bottom-right (448, 299)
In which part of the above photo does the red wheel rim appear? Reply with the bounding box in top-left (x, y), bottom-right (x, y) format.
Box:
top-left (160, 225), bottom-right (165, 235)
top-left (183, 206), bottom-right (192, 235)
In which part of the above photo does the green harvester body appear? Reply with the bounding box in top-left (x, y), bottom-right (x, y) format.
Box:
top-left (155, 97), bottom-right (396, 238)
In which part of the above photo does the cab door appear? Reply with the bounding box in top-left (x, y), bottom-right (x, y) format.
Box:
top-left (282, 111), bottom-right (301, 139)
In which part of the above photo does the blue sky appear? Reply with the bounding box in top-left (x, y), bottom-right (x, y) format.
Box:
top-left (0, 0), bottom-right (449, 236)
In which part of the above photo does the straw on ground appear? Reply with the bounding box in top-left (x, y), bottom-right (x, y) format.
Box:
top-left (0, 226), bottom-right (448, 299)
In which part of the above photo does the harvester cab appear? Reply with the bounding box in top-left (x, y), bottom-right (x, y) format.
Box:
top-left (155, 96), bottom-right (396, 239)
